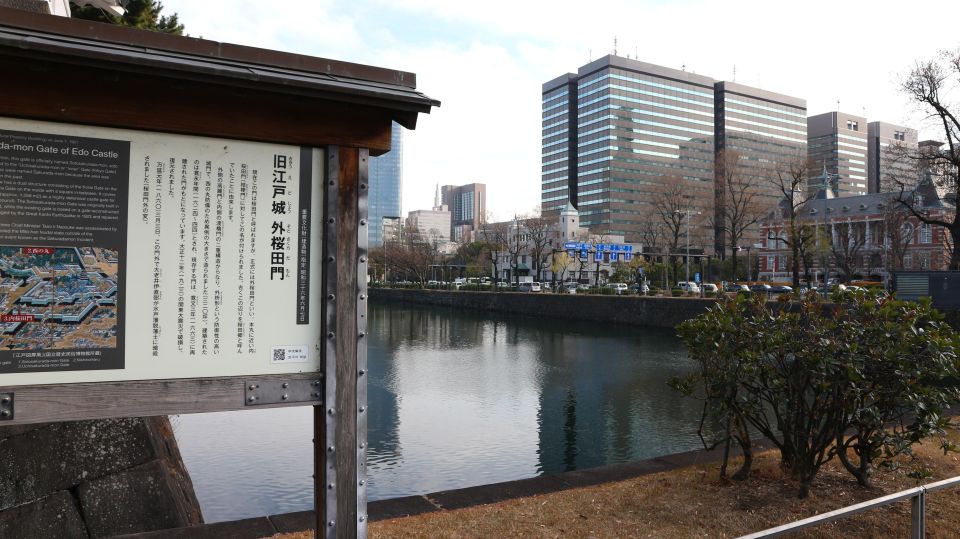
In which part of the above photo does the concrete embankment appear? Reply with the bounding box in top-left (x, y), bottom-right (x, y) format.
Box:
top-left (369, 288), bottom-right (715, 328)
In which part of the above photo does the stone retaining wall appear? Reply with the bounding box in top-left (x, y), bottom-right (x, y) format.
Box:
top-left (369, 288), bottom-right (715, 328)
top-left (0, 417), bottom-right (202, 538)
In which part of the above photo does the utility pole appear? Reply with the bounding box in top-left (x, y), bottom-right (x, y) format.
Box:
top-left (675, 209), bottom-right (702, 285)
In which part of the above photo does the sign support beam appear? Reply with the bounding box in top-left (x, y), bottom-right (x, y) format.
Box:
top-left (317, 146), bottom-right (368, 538)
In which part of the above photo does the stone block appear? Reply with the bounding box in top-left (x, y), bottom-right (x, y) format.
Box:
top-left (0, 490), bottom-right (87, 539)
top-left (0, 418), bottom-right (155, 511)
top-left (0, 423), bottom-right (48, 442)
top-left (78, 460), bottom-right (191, 538)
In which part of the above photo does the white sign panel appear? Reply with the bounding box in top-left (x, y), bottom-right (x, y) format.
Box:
top-left (0, 117), bottom-right (322, 386)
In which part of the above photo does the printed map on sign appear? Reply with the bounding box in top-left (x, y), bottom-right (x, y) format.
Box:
top-left (0, 246), bottom-right (118, 351)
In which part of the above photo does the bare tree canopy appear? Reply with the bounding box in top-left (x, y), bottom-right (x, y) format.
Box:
top-left (768, 157), bottom-right (817, 287)
top-left (716, 150), bottom-right (766, 278)
top-left (896, 50), bottom-right (960, 268)
top-left (651, 175), bottom-right (695, 259)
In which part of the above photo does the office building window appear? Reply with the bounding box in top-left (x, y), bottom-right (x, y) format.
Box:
top-left (921, 223), bottom-right (932, 244)
top-left (846, 120), bottom-right (859, 131)
top-left (767, 256), bottom-right (775, 270)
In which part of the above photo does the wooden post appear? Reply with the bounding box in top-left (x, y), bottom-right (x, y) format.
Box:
top-left (317, 146), bottom-right (368, 538)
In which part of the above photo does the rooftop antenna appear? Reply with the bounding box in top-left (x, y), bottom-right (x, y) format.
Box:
top-left (589, 49), bottom-right (592, 62)
top-left (733, 64), bottom-right (736, 82)
top-left (613, 36), bottom-right (618, 56)
top-left (836, 99), bottom-right (840, 112)
top-left (635, 45), bottom-right (638, 59)
top-left (682, 64), bottom-right (686, 72)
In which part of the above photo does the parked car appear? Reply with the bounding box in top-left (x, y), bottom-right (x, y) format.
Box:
top-left (769, 285), bottom-right (793, 294)
top-left (629, 282), bottom-right (651, 294)
top-left (701, 283), bottom-right (718, 294)
top-left (562, 282), bottom-right (578, 294)
top-left (728, 283), bottom-right (751, 294)
top-left (750, 283), bottom-right (772, 294)
top-left (605, 283), bottom-right (628, 295)
top-left (676, 281), bottom-right (700, 294)
top-left (577, 283), bottom-right (591, 291)
top-left (518, 282), bottom-right (542, 293)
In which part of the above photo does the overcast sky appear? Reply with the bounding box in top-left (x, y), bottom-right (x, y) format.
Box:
top-left (161, 0), bottom-right (960, 220)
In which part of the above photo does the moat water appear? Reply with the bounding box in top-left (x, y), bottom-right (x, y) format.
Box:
top-left (172, 301), bottom-right (701, 523)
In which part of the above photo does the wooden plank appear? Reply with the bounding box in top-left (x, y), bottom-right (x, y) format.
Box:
top-left (0, 372), bottom-right (321, 425)
top-left (334, 147), bottom-right (361, 538)
top-left (0, 56), bottom-right (394, 152)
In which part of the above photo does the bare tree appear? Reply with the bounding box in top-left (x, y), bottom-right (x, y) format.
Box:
top-left (717, 150), bottom-right (766, 280)
top-left (524, 212), bottom-right (553, 282)
top-left (882, 201), bottom-right (914, 273)
top-left (637, 212), bottom-right (665, 262)
top-left (769, 157), bottom-right (817, 287)
top-left (650, 175), bottom-right (691, 262)
top-left (479, 216), bottom-right (508, 285)
top-left (893, 50), bottom-right (960, 268)
top-left (830, 222), bottom-right (867, 280)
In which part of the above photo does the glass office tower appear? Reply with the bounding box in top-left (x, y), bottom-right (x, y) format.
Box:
top-left (807, 111), bottom-right (869, 197)
top-left (714, 82), bottom-right (807, 253)
top-left (368, 122), bottom-right (403, 247)
top-left (542, 56), bottom-right (716, 244)
top-left (543, 56), bottom-right (806, 256)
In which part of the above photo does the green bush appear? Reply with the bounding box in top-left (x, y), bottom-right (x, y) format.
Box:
top-left (672, 294), bottom-right (960, 497)
top-left (704, 291), bottom-right (716, 298)
top-left (671, 288), bottom-right (682, 297)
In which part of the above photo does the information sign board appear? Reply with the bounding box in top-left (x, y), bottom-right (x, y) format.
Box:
top-left (0, 117), bottom-right (323, 387)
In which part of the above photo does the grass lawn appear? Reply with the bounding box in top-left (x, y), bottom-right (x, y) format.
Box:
top-left (272, 427), bottom-right (960, 538)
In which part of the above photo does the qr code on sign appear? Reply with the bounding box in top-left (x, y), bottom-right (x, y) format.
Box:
top-left (271, 345), bottom-right (309, 364)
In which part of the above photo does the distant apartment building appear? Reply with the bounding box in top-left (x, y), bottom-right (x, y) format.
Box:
top-left (542, 55), bottom-right (806, 258)
top-left (441, 183), bottom-right (486, 243)
top-left (368, 122), bottom-right (404, 247)
top-left (867, 121), bottom-right (919, 193)
top-left (807, 111), bottom-right (869, 197)
top-left (406, 205), bottom-right (451, 245)
top-left (485, 202), bottom-right (638, 285)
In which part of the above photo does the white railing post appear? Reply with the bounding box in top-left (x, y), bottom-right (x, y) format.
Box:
top-left (910, 489), bottom-right (925, 539)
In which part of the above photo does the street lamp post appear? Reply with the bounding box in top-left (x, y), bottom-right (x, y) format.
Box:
top-left (675, 209), bottom-right (702, 285)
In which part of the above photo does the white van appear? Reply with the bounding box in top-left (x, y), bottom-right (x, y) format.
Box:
top-left (605, 283), bottom-right (628, 295)
top-left (677, 282), bottom-right (701, 294)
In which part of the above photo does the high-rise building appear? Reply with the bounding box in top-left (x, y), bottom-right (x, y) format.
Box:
top-left (368, 122), bottom-right (404, 247)
top-left (807, 111), bottom-right (869, 197)
top-left (542, 56), bottom-right (716, 245)
top-left (543, 55), bottom-right (806, 255)
top-left (441, 183), bottom-right (486, 243)
top-left (714, 82), bottom-right (807, 254)
top-left (867, 121), bottom-right (919, 193)
top-left (406, 205), bottom-right (451, 244)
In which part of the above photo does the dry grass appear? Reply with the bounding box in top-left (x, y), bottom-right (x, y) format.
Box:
top-left (270, 429), bottom-right (960, 538)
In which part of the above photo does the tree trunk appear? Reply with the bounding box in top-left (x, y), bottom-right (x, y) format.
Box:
top-left (731, 250), bottom-right (739, 281)
top-left (837, 436), bottom-right (872, 487)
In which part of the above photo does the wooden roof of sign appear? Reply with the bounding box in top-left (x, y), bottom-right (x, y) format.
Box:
top-left (0, 7), bottom-right (439, 152)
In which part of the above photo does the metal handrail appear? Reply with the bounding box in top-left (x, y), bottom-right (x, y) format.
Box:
top-left (738, 475), bottom-right (960, 539)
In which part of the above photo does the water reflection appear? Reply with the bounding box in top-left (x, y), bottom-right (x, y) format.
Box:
top-left (174, 301), bottom-right (701, 523)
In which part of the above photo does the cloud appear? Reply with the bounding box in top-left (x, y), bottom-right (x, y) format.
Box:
top-left (159, 0), bottom-right (960, 220)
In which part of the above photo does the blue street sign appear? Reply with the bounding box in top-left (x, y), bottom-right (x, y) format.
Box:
top-left (580, 250), bottom-right (588, 260)
top-left (611, 253), bottom-right (619, 261)
top-left (566, 250), bottom-right (575, 257)
top-left (563, 241), bottom-right (579, 250)
top-left (596, 243), bottom-right (605, 252)
top-left (694, 272), bottom-right (701, 283)
top-left (594, 250), bottom-right (603, 261)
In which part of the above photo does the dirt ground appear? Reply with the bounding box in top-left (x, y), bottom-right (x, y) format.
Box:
top-left (271, 429), bottom-right (960, 538)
